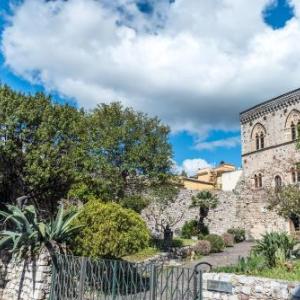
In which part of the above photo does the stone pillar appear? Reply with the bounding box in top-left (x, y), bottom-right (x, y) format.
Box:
top-left (2, 249), bottom-right (52, 300)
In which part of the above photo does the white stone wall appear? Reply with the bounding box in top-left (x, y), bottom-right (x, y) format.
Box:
top-left (202, 272), bottom-right (300, 300)
top-left (1, 250), bottom-right (52, 300)
top-left (221, 170), bottom-right (243, 191)
top-left (142, 189), bottom-right (240, 237)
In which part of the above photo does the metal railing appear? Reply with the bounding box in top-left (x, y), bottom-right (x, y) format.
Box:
top-left (49, 254), bottom-right (203, 300)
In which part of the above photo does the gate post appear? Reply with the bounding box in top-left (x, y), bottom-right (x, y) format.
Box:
top-left (193, 262), bottom-right (211, 300)
top-left (150, 264), bottom-right (157, 300)
top-left (78, 257), bottom-right (87, 300)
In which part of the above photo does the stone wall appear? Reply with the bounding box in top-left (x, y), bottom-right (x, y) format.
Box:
top-left (0, 251), bottom-right (10, 298)
top-left (142, 178), bottom-right (289, 240)
top-left (142, 188), bottom-right (240, 237)
top-left (1, 250), bottom-right (52, 300)
top-left (202, 272), bottom-right (300, 300)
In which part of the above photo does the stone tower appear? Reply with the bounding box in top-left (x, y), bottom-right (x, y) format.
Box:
top-left (240, 88), bottom-right (300, 190)
top-left (238, 89), bottom-right (300, 237)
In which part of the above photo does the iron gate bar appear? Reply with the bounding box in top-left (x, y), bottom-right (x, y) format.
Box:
top-left (49, 253), bottom-right (203, 300)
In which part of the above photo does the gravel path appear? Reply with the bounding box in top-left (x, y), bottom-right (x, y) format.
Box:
top-left (184, 241), bottom-right (255, 270)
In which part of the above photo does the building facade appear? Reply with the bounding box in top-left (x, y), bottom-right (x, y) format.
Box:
top-left (241, 88), bottom-right (300, 191)
top-left (239, 88), bottom-right (300, 235)
top-left (182, 162), bottom-right (238, 191)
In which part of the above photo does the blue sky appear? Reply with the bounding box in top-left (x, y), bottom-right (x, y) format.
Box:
top-left (0, 0), bottom-right (297, 175)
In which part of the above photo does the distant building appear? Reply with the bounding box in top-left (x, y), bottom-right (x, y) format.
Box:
top-left (182, 162), bottom-right (239, 191)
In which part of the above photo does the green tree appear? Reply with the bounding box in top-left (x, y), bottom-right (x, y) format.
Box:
top-left (268, 184), bottom-right (300, 219)
top-left (0, 85), bottom-right (86, 214)
top-left (74, 102), bottom-right (173, 203)
top-left (190, 191), bottom-right (219, 233)
top-left (143, 183), bottom-right (182, 232)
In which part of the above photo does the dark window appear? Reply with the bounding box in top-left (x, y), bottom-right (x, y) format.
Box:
top-left (275, 175), bottom-right (282, 191)
top-left (291, 122), bottom-right (296, 140)
top-left (258, 173), bottom-right (262, 188)
top-left (260, 133), bottom-right (264, 149)
top-left (254, 175), bottom-right (258, 188)
top-left (256, 134), bottom-right (259, 150)
top-left (292, 169), bottom-right (296, 183)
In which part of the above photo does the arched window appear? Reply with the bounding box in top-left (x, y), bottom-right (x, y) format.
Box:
top-left (254, 174), bottom-right (258, 188)
top-left (291, 122), bottom-right (296, 140)
top-left (275, 175), bottom-right (282, 191)
top-left (285, 110), bottom-right (300, 141)
top-left (260, 133), bottom-right (264, 149)
top-left (255, 134), bottom-right (260, 150)
top-left (258, 173), bottom-right (262, 188)
top-left (251, 123), bottom-right (266, 151)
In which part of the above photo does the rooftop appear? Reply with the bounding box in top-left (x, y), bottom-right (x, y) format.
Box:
top-left (240, 88), bottom-right (300, 124)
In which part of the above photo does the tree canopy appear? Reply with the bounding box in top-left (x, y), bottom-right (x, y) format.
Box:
top-left (0, 85), bottom-right (173, 214)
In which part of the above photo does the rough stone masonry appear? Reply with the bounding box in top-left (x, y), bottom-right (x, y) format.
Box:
top-left (144, 89), bottom-right (300, 239)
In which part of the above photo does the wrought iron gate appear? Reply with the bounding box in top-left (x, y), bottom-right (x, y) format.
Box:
top-left (49, 254), bottom-right (203, 300)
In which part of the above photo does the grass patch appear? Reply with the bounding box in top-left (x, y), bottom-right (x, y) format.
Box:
top-left (173, 238), bottom-right (197, 247)
top-left (122, 247), bottom-right (160, 262)
top-left (214, 257), bottom-right (300, 282)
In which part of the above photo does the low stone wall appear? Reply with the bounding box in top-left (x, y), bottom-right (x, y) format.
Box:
top-left (1, 250), bottom-right (52, 300)
top-left (202, 273), bottom-right (300, 300)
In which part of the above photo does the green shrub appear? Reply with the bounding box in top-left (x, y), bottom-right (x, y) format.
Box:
top-left (215, 254), bottom-right (266, 274)
top-left (227, 227), bottom-right (246, 243)
top-left (72, 201), bottom-right (150, 258)
top-left (193, 240), bottom-right (211, 255)
top-left (222, 233), bottom-right (234, 247)
top-left (121, 195), bottom-right (149, 213)
top-left (204, 234), bottom-right (225, 253)
top-left (253, 232), bottom-right (296, 267)
top-left (181, 220), bottom-right (199, 239)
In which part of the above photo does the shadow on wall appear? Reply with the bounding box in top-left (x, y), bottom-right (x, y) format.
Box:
top-left (292, 286), bottom-right (300, 300)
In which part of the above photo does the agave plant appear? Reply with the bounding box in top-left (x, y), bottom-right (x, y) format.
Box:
top-left (0, 204), bottom-right (81, 260)
top-left (253, 232), bottom-right (296, 267)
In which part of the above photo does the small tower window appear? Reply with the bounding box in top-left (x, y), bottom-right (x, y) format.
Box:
top-left (256, 134), bottom-right (260, 150)
top-left (258, 173), bottom-right (263, 188)
top-left (254, 174), bottom-right (258, 188)
top-left (292, 168), bottom-right (296, 183)
top-left (291, 122), bottom-right (296, 140)
top-left (260, 133), bottom-right (264, 149)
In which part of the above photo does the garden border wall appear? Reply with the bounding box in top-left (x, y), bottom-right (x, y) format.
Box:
top-left (203, 272), bottom-right (300, 300)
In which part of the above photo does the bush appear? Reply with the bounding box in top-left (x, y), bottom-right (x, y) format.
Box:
top-left (181, 220), bottom-right (199, 239)
top-left (121, 195), bottom-right (149, 213)
top-left (222, 233), bottom-right (234, 247)
top-left (253, 232), bottom-right (296, 267)
top-left (215, 254), bottom-right (266, 274)
top-left (204, 234), bottom-right (225, 253)
top-left (227, 227), bottom-right (246, 243)
top-left (193, 240), bottom-right (211, 255)
top-left (72, 201), bottom-right (150, 258)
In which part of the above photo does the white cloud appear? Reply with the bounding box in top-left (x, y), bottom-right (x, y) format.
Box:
top-left (173, 158), bottom-right (211, 176)
top-left (195, 136), bottom-right (241, 151)
top-left (2, 0), bottom-right (300, 139)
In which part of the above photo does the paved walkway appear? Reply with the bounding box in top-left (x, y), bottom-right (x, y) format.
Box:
top-left (184, 241), bottom-right (255, 270)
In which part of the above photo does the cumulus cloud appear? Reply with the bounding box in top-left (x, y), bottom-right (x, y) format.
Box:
top-left (2, 0), bottom-right (300, 138)
top-left (173, 158), bottom-right (212, 176)
top-left (195, 136), bottom-right (241, 151)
